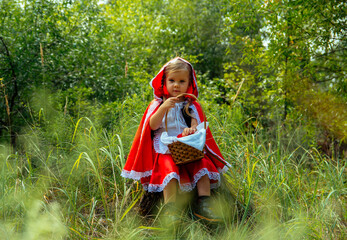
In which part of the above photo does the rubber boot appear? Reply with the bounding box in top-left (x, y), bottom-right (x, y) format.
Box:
top-left (193, 196), bottom-right (222, 223)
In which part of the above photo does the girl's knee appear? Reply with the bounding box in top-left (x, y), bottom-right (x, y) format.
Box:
top-left (164, 178), bottom-right (178, 190)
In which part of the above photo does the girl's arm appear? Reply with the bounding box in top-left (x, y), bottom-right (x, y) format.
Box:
top-left (150, 97), bottom-right (179, 130)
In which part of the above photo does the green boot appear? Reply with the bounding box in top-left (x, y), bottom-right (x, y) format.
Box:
top-left (193, 196), bottom-right (222, 223)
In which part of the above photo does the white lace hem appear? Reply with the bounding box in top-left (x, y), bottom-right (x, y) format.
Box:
top-left (219, 164), bottom-right (230, 174)
top-left (179, 168), bottom-right (221, 192)
top-left (143, 168), bottom-right (222, 193)
top-left (144, 172), bottom-right (180, 192)
top-left (121, 169), bottom-right (152, 180)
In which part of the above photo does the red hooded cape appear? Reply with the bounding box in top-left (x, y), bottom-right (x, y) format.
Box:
top-left (121, 57), bottom-right (229, 181)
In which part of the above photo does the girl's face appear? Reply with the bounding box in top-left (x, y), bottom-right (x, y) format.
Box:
top-left (165, 70), bottom-right (190, 97)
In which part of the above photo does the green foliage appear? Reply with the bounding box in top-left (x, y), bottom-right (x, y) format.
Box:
top-left (0, 0), bottom-right (346, 238)
top-left (1, 0), bottom-right (346, 147)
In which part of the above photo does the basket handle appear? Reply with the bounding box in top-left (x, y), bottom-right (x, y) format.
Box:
top-left (164, 93), bottom-right (207, 132)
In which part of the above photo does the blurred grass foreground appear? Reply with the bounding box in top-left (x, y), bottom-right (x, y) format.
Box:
top-left (0, 0), bottom-right (346, 239)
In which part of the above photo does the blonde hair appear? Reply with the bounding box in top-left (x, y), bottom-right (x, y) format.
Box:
top-left (162, 58), bottom-right (195, 118)
top-left (164, 59), bottom-right (192, 80)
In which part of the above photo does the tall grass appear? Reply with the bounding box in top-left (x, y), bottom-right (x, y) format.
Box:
top-left (0, 93), bottom-right (346, 239)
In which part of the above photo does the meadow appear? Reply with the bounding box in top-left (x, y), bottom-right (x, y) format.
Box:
top-left (0, 92), bottom-right (345, 239)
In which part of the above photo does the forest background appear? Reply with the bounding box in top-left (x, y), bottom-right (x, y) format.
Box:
top-left (0, 0), bottom-right (346, 239)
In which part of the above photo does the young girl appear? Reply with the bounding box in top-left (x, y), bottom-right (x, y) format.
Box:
top-left (121, 57), bottom-right (229, 221)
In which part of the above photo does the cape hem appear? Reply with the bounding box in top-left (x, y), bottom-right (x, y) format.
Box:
top-left (121, 169), bottom-right (153, 180)
top-left (142, 167), bottom-right (223, 193)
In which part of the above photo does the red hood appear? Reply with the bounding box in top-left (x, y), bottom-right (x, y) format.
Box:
top-left (150, 57), bottom-right (199, 99)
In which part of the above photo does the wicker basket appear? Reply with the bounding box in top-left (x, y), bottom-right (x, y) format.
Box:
top-left (165, 93), bottom-right (206, 165)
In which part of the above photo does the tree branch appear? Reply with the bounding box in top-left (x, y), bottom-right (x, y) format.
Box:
top-left (0, 36), bottom-right (18, 113)
top-left (0, 36), bottom-right (18, 148)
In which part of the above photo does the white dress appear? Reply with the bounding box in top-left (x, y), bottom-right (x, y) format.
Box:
top-left (153, 101), bottom-right (199, 154)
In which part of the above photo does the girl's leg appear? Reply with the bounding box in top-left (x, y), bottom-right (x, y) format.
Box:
top-left (195, 175), bottom-right (220, 221)
top-left (163, 178), bottom-right (178, 203)
top-left (196, 174), bottom-right (210, 196)
top-left (161, 179), bottom-right (180, 225)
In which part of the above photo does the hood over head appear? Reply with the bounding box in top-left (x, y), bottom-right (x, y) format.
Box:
top-left (150, 57), bottom-right (199, 99)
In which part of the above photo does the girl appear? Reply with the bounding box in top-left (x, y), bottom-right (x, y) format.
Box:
top-left (121, 57), bottom-right (229, 222)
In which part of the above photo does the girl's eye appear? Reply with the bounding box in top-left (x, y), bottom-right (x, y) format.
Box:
top-left (169, 79), bottom-right (174, 82)
top-left (180, 80), bottom-right (186, 83)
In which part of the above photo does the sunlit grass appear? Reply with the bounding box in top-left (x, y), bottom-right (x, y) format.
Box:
top-left (0, 94), bottom-right (346, 239)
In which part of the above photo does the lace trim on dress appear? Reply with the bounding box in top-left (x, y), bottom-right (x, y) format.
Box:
top-left (153, 134), bottom-right (161, 153)
top-left (179, 168), bottom-right (221, 192)
top-left (153, 131), bottom-right (170, 154)
top-left (121, 163), bottom-right (228, 190)
top-left (144, 168), bottom-right (221, 193)
top-left (121, 169), bottom-right (152, 180)
top-left (219, 164), bottom-right (230, 174)
top-left (146, 172), bottom-right (180, 192)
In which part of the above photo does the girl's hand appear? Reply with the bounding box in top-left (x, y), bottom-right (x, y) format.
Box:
top-left (182, 127), bottom-right (197, 137)
top-left (149, 97), bottom-right (180, 130)
top-left (161, 97), bottom-right (179, 110)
